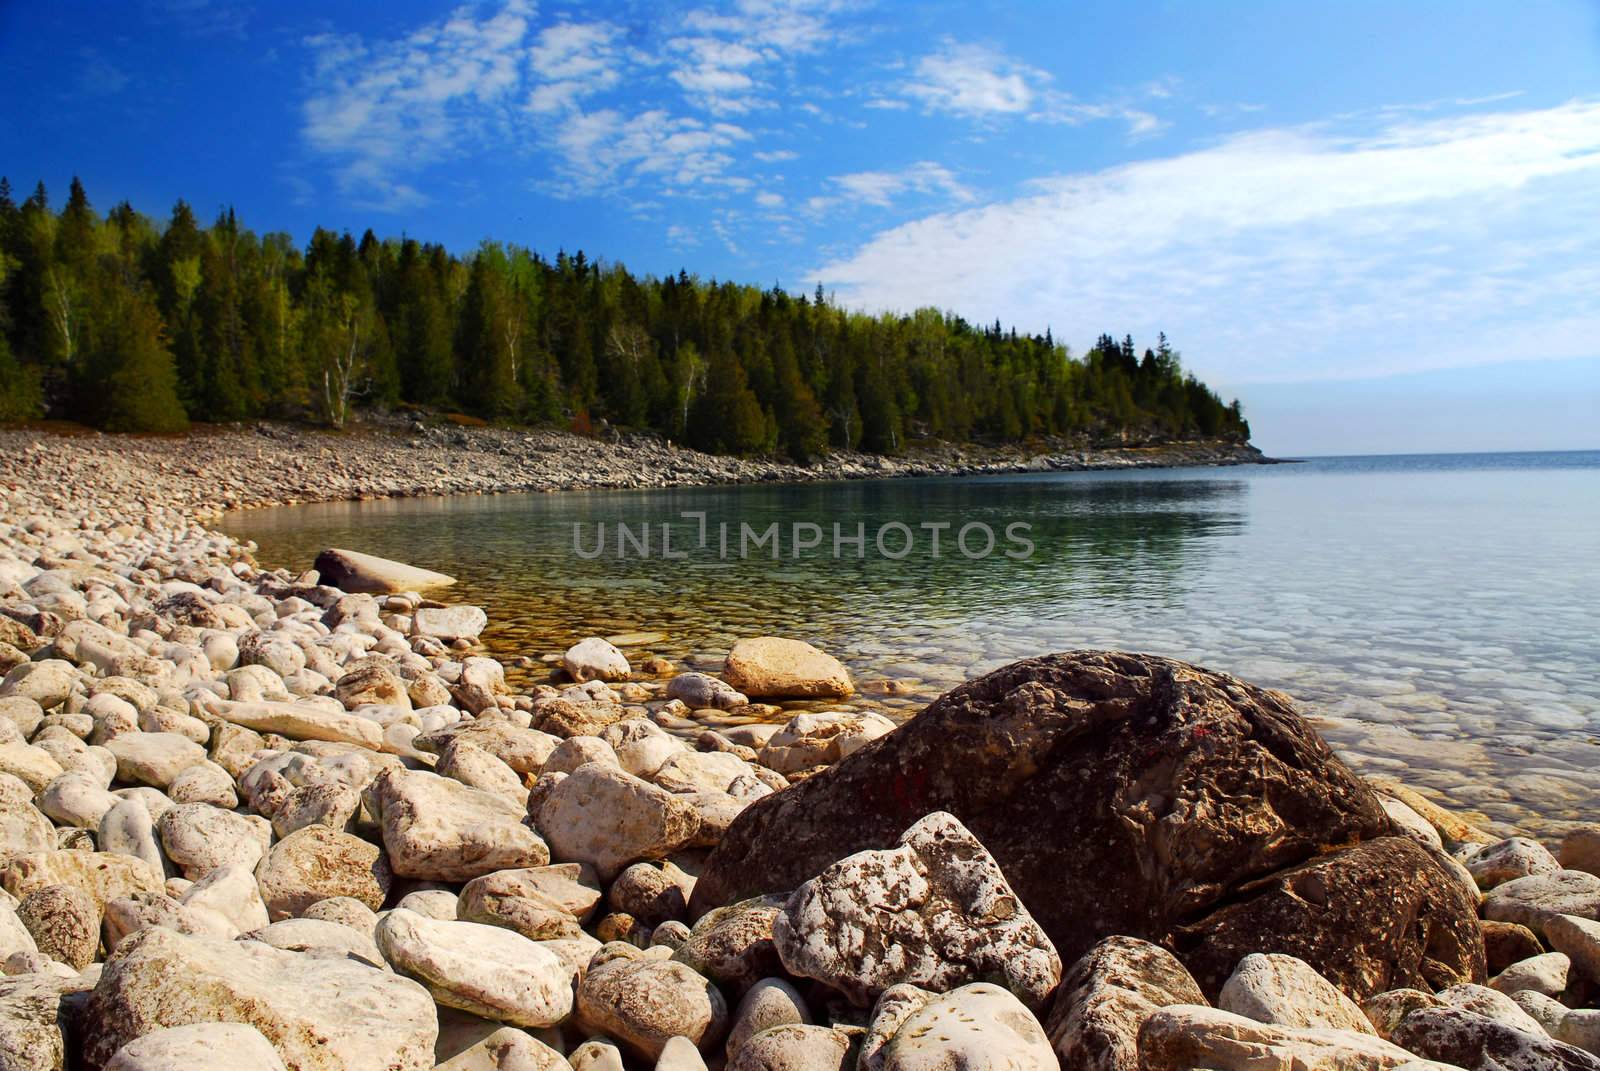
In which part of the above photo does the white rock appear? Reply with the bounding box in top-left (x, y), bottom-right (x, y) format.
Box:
top-left (103, 1022), bottom-right (288, 1071)
top-left (867, 983), bottom-right (1054, 1071)
top-left (1140, 1005), bottom-right (1443, 1071)
top-left (564, 638), bottom-right (631, 684)
top-left (201, 697), bottom-right (383, 750)
top-left (367, 768), bottom-right (548, 882)
top-left (82, 927), bottom-right (438, 1071)
top-left (99, 798), bottom-right (168, 877)
top-left (105, 732), bottom-right (207, 789)
top-left (1219, 953), bottom-right (1375, 1035)
top-left (534, 763), bottom-right (701, 881)
top-left (1488, 951), bottom-right (1570, 997)
top-left (158, 803), bottom-right (271, 879)
top-left (376, 908), bottom-right (574, 1028)
top-left (179, 862), bottom-right (269, 933)
top-left (413, 606), bottom-right (488, 643)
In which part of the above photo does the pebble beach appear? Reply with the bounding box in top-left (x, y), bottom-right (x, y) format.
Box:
top-left (0, 421), bottom-right (1596, 1071)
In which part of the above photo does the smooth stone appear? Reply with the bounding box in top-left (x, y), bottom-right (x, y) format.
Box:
top-left (576, 943), bottom-right (729, 1060)
top-left (102, 1022), bottom-right (289, 1071)
top-left (255, 824), bottom-right (392, 920)
top-left (1482, 919), bottom-right (1546, 975)
top-left (665, 673), bottom-right (748, 712)
top-left (376, 908), bottom-right (573, 1027)
top-left (179, 862), bottom-right (270, 933)
top-left (312, 548), bottom-right (456, 594)
top-left (1484, 871), bottom-right (1600, 938)
top-left (157, 803), bottom-right (271, 879)
top-left (457, 863), bottom-right (602, 941)
top-left (730, 1024), bottom-right (851, 1071)
top-left (1219, 952), bottom-right (1375, 1034)
top-left (80, 927), bottom-right (438, 1071)
top-left (867, 983), bottom-right (1055, 1071)
top-left (435, 1026), bottom-right (568, 1071)
top-left (725, 978), bottom-right (811, 1062)
top-left (657, 1035), bottom-right (711, 1071)
top-left (1139, 1005), bottom-right (1443, 1071)
top-left (1547, 914), bottom-right (1600, 985)
top-left (723, 638), bottom-right (852, 699)
top-left (1488, 952), bottom-right (1571, 997)
top-left (1560, 827), bottom-right (1600, 877)
top-left (202, 697), bottom-right (383, 750)
top-left (534, 764), bottom-right (700, 881)
top-left (565, 638), bottom-right (631, 684)
top-left (0, 900), bottom-right (38, 962)
top-left (367, 767), bottom-right (549, 882)
top-left (300, 896), bottom-right (379, 936)
top-left (104, 732), bottom-right (206, 789)
top-left (413, 605), bottom-right (489, 643)
top-left (244, 917), bottom-right (385, 967)
top-left (1468, 838), bottom-right (1562, 890)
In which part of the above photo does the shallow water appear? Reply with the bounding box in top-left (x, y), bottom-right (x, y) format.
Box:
top-left (224, 450), bottom-right (1600, 836)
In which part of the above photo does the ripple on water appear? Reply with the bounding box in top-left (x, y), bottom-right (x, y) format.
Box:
top-left (225, 455), bottom-right (1600, 837)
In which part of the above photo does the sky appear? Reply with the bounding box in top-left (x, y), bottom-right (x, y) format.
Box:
top-left (0, 0), bottom-right (1597, 456)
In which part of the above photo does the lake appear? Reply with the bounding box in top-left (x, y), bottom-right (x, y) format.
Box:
top-left (223, 450), bottom-right (1600, 836)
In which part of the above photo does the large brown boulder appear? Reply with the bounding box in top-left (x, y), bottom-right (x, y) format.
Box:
top-left (1176, 837), bottom-right (1485, 996)
top-left (692, 651), bottom-right (1482, 998)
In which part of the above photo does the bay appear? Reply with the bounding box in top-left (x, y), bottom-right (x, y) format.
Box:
top-left (224, 449), bottom-right (1600, 835)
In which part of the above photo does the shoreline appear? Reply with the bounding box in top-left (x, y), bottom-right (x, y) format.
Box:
top-left (4, 418), bottom-right (1600, 1069)
top-left (0, 421), bottom-right (1270, 523)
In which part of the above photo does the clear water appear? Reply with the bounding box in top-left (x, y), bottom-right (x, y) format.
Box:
top-left (223, 450), bottom-right (1600, 836)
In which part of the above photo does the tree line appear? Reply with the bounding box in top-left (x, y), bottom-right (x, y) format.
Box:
top-left (0, 177), bottom-right (1249, 455)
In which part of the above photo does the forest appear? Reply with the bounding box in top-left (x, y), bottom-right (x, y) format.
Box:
top-left (0, 177), bottom-right (1249, 457)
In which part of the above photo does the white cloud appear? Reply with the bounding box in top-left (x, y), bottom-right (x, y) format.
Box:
top-left (754, 149), bottom-right (798, 162)
top-left (810, 101), bottom-right (1600, 384)
top-left (755, 191), bottom-right (784, 207)
top-left (550, 109), bottom-right (753, 194)
top-left (301, 0), bottom-right (535, 208)
top-left (818, 161), bottom-right (975, 209)
top-left (897, 39), bottom-right (1172, 139)
top-left (901, 41), bottom-right (1038, 117)
top-left (527, 21), bottom-right (623, 114)
top-left (666, 0), bottom-right (846, 114)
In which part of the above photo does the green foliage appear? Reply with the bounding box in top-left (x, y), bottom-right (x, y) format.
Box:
top-left (0, 335), bottom-right (43, 421)
top-left (84, 287), bottom-right (189, 433)
top-left (0, 177), bottom-right (1251, 449)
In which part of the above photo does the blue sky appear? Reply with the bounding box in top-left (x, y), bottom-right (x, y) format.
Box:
top-left (1, 0), bottom-right (1597, 454)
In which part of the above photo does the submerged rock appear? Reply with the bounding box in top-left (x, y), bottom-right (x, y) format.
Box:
top-left (722, 637), bottom-right (853, 698)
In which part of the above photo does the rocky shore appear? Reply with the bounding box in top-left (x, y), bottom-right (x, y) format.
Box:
top-left (0, 425), bottom-right (1597, 1071)
top-left (0, 421), bottom-right (1269, 520)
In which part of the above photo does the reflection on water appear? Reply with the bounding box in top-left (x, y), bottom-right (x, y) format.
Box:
top-left (225, 451), bottom-right (1600, 836)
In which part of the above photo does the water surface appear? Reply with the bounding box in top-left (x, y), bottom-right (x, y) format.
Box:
top-left (225, 450), bottom-right (1600, 835)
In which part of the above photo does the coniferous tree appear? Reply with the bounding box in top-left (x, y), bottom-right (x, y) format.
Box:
top-left (0, 178), bottom-right (1250, 449)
